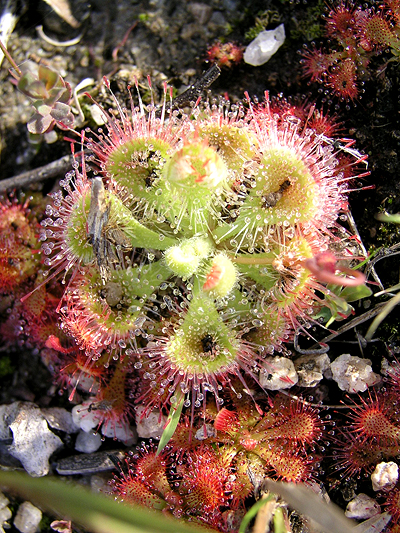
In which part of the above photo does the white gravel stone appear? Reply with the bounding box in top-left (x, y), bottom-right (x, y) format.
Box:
top-left (260, 356), bottom-right (298, 390)
top-left (371, 461), bottom-right (399, 492)
top-left (244, 24), bottom-right (285, 66)
top-left (345, 494), bottom-right (381, 519)
top-left (13, 501), bottom-right (42, 533)
top-left (41, 407), bottom-right (80, 434)
top-left (0, 492), bottom-right (12, 533)
top-left (8, 403), bottom-right (63, 477)
top-left (75, 430), bottom-right (102, 453)
top-left (71, 401), bottom-right (99, 433)
top-left (89, 104), bottom-right (106, 126)
top-left (101, 421), bottom-right (137, 445)
top-left (72, 401), bottom-right (137, 444)
top-left (331, 354), bottom-right (380, 393)
top-left (295, 353), bottom-right (331, 387)
top-left (135, 406), bottom-right (167, 439)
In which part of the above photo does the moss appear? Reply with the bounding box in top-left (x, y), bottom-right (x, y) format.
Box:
top-left (39, 513), bottom-right (53, 532)
top-left (244, 10), bottom-right (281, 42)
top-left (289, 0), bottom-right (325, 41)
top-left (138, 13), bottom-right (150, 23)
top-left (0, 355), bottom-right (14, 378)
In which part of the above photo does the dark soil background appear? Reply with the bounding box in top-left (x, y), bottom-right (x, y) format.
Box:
top-left (0, 0), bottom-right (399, 531)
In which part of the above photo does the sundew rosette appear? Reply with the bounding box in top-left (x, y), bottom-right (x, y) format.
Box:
top-left (212, 95), bottom-right (357, 252)
top-left (37, 79), bottom-right (369, 429)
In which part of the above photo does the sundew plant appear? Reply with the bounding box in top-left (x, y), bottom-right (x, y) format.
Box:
top-left (0, 63), bottom-right (375, 530)
top-left (36, 76), bottom-right (369, 419)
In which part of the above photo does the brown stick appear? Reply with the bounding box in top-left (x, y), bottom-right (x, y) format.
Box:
top-left (0, 153), bottom-right (75, 192)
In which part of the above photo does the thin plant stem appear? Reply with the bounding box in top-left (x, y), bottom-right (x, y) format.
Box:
top-left (0, 37), bottom-right (21, 76)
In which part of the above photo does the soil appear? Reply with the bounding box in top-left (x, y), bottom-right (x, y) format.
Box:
top-left (0, 0), bottom-right (400, 532)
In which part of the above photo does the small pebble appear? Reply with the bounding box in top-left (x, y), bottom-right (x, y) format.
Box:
top-left (260, 356), bottom-right (298, 390)
top-left (0, 492), bottom-right (12, 533)
top-left (371, 462), bottom-right (399, 492)
top-left (13, 502), bottom-right (42, 533)
top-left (244, 24), bottom-right (285, 66)
top-left (187, 2), bottom-right (213, 25)
top-left (195, 424), bottom-right (215, 440)
top-left (75, 430), bottom-right (102, 453)
top-left (331, 354), bottom-right (380, 393)
top-left (8, 403), bottom-right (63, 477)
top-left (41, 407), bottom-right (80, 434)
top-left (91, 473), bottom-right (113, 495)
top-left (295, 353), bottom-right (330, 387)
top-left (135, 406), bottom-right (167, 439)
top-left (72, 401), bottom-right (99, 433)
top-left (101, 421), bottom-right (137, 445)
top-left (345, 493), bottom-right (381, 519)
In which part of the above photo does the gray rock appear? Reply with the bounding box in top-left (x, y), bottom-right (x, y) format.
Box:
top-left (295, 353), bottom-right (330, 388)
top-left (8, 403), bottom-right (63, 477)
top-left (13, 501), bottom-right (42, 533)
top-left (187, 3), bottom-right (213, 25)
top-left (41, 407), bottom-right (80, 434)
top-left (345, 494), bottom-right (381, 519)
top-left (0, 403), bottom-right (21, 440)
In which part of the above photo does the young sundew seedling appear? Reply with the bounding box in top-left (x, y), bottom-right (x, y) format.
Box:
top-left (38, 75), bottom-right (370, 443)
top-left (0, 195), bottom-right (41, 293)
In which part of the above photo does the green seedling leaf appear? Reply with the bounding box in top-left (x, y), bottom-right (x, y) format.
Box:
top-left (39, 64), bottom-right (60, 90)
top-left (340, 283), bottom-right (373, 303)
top-left (34, 102), bottom-right (52, 116)
top-left (239, 495), bottom-right (275, 533)
top-left (51, 101), bottom-right (73, 121)
top-left (57, 111), bottom-right (75, 128)
top-left (273, 507), bottom-right (288, 533)
top-left (27, 113), bottom-right (53, 134)
top-left (47, 86), bottom-right (69, 105)
top-left (316, 281), bottom-right (371, 326)
top-left (19, 78), bottom-right (48, 99)
top-left (17, 71), bottom-right (39, 96)
top-left (376, 212), bottom-right (400, 224)
top-left (156, 389), bottom-right (185, 456)
top-left (263, 480), bottom-right (355, 533)
top-left (0, 471), bottom-right (205, 533)
top-left (59, 82), bottom-right (73, 103)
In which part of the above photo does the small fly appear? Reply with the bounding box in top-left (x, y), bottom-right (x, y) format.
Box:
top-left (87, 177), bottom-right (132, 281)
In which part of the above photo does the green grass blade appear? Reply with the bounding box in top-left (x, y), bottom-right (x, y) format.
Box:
top-left (0, 471), bottom-right (207, 533)
top-left (264, 480), bottom-right (354, 533)
top-left (156, 389), bottom-right (185, 456)
top-left (365, 290), bottom-right (400, 341)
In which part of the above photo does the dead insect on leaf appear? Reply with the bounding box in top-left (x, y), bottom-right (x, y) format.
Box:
top-left (262, 179), bottom-right (291, 208)
top-left (87, 178), bottom-right (132, 281)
